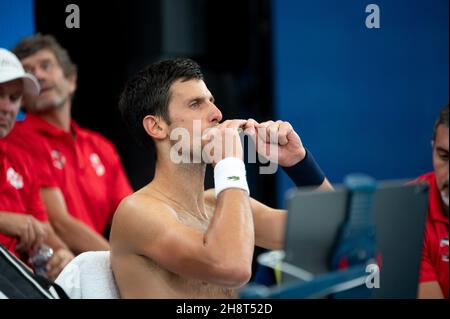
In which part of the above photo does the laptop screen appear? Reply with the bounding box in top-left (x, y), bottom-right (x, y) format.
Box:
top-left (283, 180), bottom-right (428, 298)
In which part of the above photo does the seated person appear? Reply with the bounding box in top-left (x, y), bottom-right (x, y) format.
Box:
top-left (111, 58), bottom-right (332, 298)
top-left (414, 104), bottom-right (449, 299)
top-left (8, 34), bottom-right (133, 254)
top-left (0, 48), bottom-right (73, 280)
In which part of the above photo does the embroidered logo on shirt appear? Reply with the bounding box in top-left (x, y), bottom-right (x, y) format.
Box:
top-left (51, 150), bottom-right (66, 170)
top-left (227, 176), bottom-right (240, 181)
top-left (90, 153), bottom-right (105, 176)
top-left (6, 167), bottom-right (24, 189)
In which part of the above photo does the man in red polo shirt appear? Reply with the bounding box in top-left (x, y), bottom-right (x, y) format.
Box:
top-left (0, 48), bottom-right (73, 280)
top-left (416, 105), bottom-right (449, 299)
top-left (9, 34), bottom-right (133, 254)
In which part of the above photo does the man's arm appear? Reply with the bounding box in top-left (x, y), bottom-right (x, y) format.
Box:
top-left (42, 221), bottom-right (69, 251)
top-left (417, 229), bottom-right (445, 299)
top-left (40, 188), bottom-right (110, 254)
top-left (245, 119), bottom-right (333, 191)
top-left (0, 211), bottom-right (73, 280)
top-left (204, 188), bottom-right (286, 251)
top-left (0, 211), bottom-right (47, 252)
top-left (418, 281), bottom-right (445, 299)
top-left (200, 119), bottom-right (331, 251)
top-left (42, 222), bottom-right (74, 280)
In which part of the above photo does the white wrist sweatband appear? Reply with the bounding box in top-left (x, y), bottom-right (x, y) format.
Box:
top-left (214, 157), bottom-right (250, 198)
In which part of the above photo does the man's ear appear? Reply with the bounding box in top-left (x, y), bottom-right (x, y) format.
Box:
top-left (143, 115), bottom-right (168, 140)
top-left (67, 73), bottom-right (77, 95)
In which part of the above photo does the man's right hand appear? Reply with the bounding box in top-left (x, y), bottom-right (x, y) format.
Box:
top-left (0, 212), bottom-right (48, 252)
top-left (202, 119), bottom-right (247, 166)
top-left (46, 248), bottom-right (74, 281)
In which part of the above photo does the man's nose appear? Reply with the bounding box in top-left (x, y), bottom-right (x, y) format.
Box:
top-left (31, 66), bottom-right (47, 83)
top-left (209, 103), bottom-right (223, 124)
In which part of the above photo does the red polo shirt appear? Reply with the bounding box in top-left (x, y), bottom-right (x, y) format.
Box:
top-left (415, 172), bottom-right (449, 298)
top-left (0, 139), bottom-right (48, 257)
top-left (8, 113), bottom-right (133, 235)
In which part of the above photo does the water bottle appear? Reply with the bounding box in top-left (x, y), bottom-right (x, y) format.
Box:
top-left (29, 245), bottom-right (54, 278)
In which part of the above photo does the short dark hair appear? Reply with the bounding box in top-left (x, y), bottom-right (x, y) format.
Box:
top-left (119, 58), bottom-right (203, 149)
top-left (433, 104), bottom-right (449, 141)
top-left (12, 33), bottom-right (77, 78)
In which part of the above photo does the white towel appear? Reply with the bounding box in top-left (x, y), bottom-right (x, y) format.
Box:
top-left (55, 251), bottom-right (119, 299)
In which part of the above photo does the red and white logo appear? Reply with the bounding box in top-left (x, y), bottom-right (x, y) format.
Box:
top-left (51, 150), bottom-right (66, 170)
top-left (90, 153), bottom-right (105, 176)
top-left (6, 167), bottom-right (23, 189)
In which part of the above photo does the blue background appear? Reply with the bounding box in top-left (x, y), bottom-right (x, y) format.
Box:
top-left (273, 0), bottom-right (449, 206)
top-left (0, 0), bottom-right (35, 49)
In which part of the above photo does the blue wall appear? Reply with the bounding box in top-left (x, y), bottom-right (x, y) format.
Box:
top-left (0, 0), bottom-right (35, 49)
top-left (273, 0), bottom-right (449, 207)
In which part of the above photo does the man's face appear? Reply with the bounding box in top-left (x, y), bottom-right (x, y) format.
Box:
top-left (0, 79), bottom-right (23, 138)
top-left (166, 79), bottom-right (223, 157)
top-left (21, 49), bottom-right (76, 113)
top-left (432, 124), bottom-right (449, 209)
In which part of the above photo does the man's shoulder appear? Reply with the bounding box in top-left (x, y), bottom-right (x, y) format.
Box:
top-left (8, 122), bottom-right (49, 149)
top-left (0, 139), bottom-right (34, 167)
top-left (113, 190), bottom-right (175, 228)
top-left (5, 129), bottom-right (53, 178)
top-left (111, 190), bottom-right (177, 250)
top-left (14, 114), bottom-right (55, 139)
top-left (0, 139), bottom-right (39, 184)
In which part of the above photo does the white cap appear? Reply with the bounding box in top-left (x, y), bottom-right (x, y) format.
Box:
top-left (0, 48), bottom-right (40, 96)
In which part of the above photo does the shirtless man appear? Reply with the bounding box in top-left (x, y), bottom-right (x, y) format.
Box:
top-left (111, 58), bottom-right (332, 298)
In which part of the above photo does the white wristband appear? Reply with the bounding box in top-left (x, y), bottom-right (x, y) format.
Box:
top-left (214, 157), bottom-right (250, 198)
